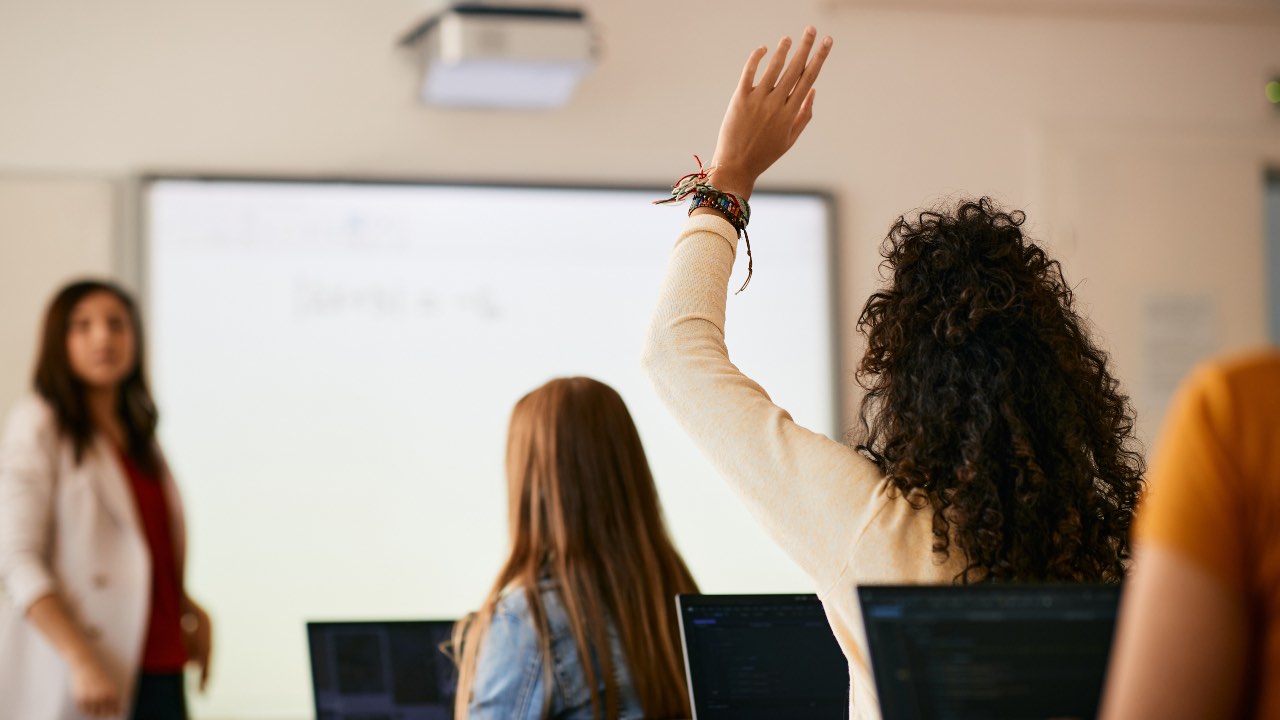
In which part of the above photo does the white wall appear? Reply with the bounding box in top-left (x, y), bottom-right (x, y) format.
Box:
top-left (0, 177), bottom-right (116, 413)
top-left (1, 1), bottom-right (1278, 717)
top-left (2, 0), bottom-right (1277, 437)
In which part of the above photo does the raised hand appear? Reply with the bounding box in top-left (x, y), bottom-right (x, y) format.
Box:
top-left (707, 27), bottom-right (833, 200)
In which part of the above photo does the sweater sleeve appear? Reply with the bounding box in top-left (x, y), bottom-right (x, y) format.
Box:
top-left (642, 213), bottom-right (886, 594)
top-left (0, 395), bottom-right (61, 612)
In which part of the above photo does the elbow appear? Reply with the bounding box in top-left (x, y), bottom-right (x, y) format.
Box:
top-left (0, 555), bottom-right (56, 614)
top-left (640, 324), bottom-right (676, 388)
top-left (640, 332), bottom-right (660, 381)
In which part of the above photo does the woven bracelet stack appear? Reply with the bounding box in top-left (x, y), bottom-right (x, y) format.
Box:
top-left (654, 155), bottom-right (754, 293)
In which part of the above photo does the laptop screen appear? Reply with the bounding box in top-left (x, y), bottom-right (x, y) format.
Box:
top-left (307, 620), bottom-right (457, 720)
top-left (676, 594), bottom-right (848, 720)
top-left (858, 584), bottom-right (1121, 720)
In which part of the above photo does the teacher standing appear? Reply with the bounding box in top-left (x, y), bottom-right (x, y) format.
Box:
top-left (0, 280), bottom-right (212, 720)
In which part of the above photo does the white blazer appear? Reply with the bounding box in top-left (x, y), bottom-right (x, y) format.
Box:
top-left (0, 393), bottom-right (187, 720)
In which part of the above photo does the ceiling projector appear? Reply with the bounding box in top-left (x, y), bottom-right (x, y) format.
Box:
top-left (400, 3), bottom-right (596, 110)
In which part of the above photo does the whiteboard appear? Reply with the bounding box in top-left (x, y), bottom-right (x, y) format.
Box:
top-left (144, 179), bottom-right (837, 719)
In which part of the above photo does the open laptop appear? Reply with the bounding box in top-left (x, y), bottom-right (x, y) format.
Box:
top-left (857, 584), bottom-right (1122, 720)
top-left (307, 620), bottom-right (458, 720)
top-left (676, 594), bottom-right (848, 720)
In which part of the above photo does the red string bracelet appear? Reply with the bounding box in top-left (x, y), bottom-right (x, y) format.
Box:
top-left (655, 156), bottom-right (754, 293)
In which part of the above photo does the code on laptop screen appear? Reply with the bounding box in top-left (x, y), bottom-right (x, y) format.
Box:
top-left (679, 594), bottom-right (848, 720)
top-left (859, 585), bottom-right (1121, 720)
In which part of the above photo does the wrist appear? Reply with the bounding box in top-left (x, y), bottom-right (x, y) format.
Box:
top-left (689, 190), bottom-right (749, 229)
top-left (690, 206), bottom-right (736, 225)
top-left (67, 648), bottom-right (100, 672)
top-left (707, 166), bottom-right (756, 200)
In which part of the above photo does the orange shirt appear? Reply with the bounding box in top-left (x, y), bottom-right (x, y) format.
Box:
top-left (1135, 350), bottom-right (1280, 718)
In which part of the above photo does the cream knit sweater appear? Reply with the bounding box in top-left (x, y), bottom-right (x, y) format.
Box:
top-left (643, 214), bottom-right (966, 720)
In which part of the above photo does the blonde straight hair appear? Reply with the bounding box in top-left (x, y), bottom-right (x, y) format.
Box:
top-left (452, 377), bottom-right (698, 719)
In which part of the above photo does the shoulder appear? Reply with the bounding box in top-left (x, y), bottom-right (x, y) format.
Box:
top-left (489, 581), bottom-right (575, 653)
top-left (1198, 349), bottom-right (1280, 415)
top-left (1165, 349), bottom-right (1280, 462)
top-left (3, 393), bottom-right (57, 430)
top-left (843, 480), bottom-right (964, 586)
top-left (493, 584), bottom-right (533, 619)
top-left (1179, 349), bottom-right (1279, 409)
top-left (1205, 347), bottom-right (1280, 382)
top-left (493, 580), bottom-right (564, 623)
top-left (852, 478), bottom-right (925, 546)
top-left (478, 584), bottom-right (562, 666)
top-left (1, 393), bottom-right (61, 448)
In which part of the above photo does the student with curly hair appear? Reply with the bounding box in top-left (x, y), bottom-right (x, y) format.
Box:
top-left (643, 27), bottom-right (1143, 718)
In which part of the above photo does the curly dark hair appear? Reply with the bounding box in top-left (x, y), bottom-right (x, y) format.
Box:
top-left (855, 197), bottom-right (1144, 584)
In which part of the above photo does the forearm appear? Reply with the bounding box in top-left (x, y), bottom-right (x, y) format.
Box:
top-left (29, 591), bottom-right (123, 716)
top-left (641, 216), bottom-right (737, 402)
top-left (26, 592), bottom-right (101, 670)
top-left (1101, 544), bottom-right (1247, 719)
top-left (644, 216), bottom-right (875, 589)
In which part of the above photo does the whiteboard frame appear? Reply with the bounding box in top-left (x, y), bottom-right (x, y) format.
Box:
top-left (135, 174), bottom-right (846, 431)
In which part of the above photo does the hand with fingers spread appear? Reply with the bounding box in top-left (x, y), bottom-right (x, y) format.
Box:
top-left (705, 26), bottom-right (833, 201)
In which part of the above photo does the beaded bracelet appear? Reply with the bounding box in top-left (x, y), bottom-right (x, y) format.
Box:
top-left (655, 156), bottom-right (755, 293)
top-left (689, 188), bottom-right (750, 228)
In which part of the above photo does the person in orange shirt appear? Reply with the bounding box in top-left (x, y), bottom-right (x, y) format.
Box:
top-left (1102, 349), bottom-right (1280, 719)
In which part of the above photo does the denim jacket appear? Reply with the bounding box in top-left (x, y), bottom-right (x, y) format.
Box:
top-left (467, 580), bottom-right (646, 720)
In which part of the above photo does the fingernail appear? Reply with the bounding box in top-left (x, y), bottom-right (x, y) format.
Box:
top-left (823, 36), bottom-right (833, 48)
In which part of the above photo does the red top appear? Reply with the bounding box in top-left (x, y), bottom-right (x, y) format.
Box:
top-left (117, 450), bottom-right (188, 673)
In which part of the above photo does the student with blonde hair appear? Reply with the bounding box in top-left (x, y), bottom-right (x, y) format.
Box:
top-left (452, 376), bottom-right (698, 720)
